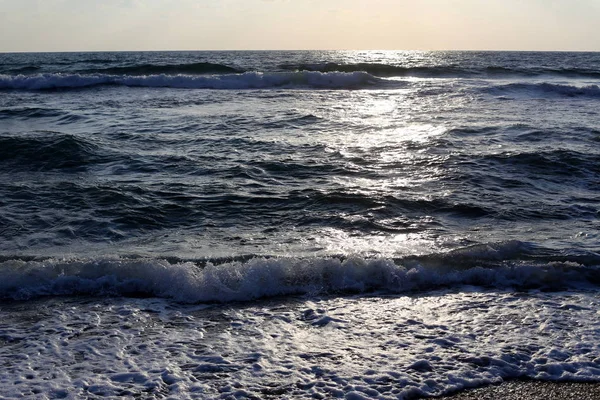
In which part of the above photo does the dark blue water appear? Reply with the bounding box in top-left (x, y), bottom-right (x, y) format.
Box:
top-left (0, 51), bottom-right (599, 399)
top-left (1, 51), bottom-right (598, 262)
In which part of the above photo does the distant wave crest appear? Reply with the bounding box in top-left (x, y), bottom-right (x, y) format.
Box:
top-left (485, 82), bottom-right (600, 98)
top-left (81, 62), bottom-right (243, 75)
top-left (281, 62), bottom-right (471, 77)
top-left (280, 62), bottom-right (600, 79)
top-left (0, 71), bottom-right (382, 90)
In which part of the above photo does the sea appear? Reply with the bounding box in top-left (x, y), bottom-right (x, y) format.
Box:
top-left (0, 50), bottom-right (599, 399)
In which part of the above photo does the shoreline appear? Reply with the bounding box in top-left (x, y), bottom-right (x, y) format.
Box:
top-left (436, 380), bottom-right (600, 400)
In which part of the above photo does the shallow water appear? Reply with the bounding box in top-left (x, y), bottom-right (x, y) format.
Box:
top-left (2, 290), bottom-right (599, 399)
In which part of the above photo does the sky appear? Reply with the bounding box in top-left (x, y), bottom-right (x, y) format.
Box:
top-left (1, 0), bottom-right (599, 52)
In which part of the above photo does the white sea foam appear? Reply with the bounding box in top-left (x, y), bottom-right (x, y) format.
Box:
top-left (0, 71), bottom-right (383, 90)
top-left (1, 291), bottom-right (598, 399)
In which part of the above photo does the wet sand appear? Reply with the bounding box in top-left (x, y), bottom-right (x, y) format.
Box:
top-left (436, 380), bottom-right (600, 400)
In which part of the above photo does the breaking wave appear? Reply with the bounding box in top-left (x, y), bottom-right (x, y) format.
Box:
top-left (1, 241), bottom-right (598, 302)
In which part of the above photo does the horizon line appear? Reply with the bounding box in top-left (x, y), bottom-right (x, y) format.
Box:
top-left (2, 48), bottom-right (600, 54)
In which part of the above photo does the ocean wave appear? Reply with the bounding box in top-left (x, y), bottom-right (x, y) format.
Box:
top-left (0, 132), bottom-right (108, 171)
top-left (479, 149), bottom-right (600, 176)
top-left (81, 62), bottom-right (243, 75)
top-left (1, 241), bottom-right (598, 302)
top-left (0, 107), bottom-right (64, 119)
top-left (280, 62), bottom-right (470, 77)
top-left (280, 62), bottom-right (600, 79)
top-left (51, 57), bottom-right (117, 65)
top-left (485, 82), bottom-right (600, 98)
top-left (0, 71), bottom-right (383, 91)
top-left (483, 65), bottom-right (600, 79)
top-left (5, 65), bottom-right (42, 74)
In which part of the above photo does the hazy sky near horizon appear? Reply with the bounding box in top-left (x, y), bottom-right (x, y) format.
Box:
top-left (1, 0), bottom-right (599, 52)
